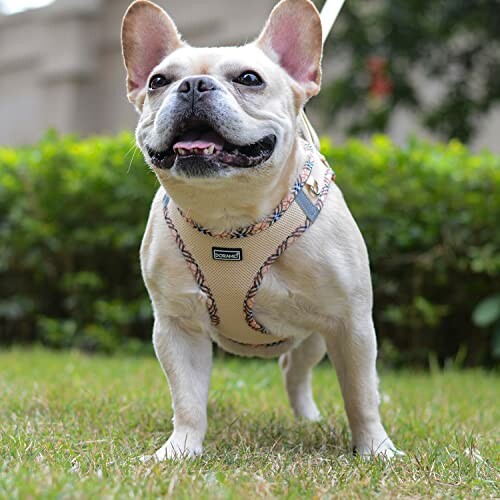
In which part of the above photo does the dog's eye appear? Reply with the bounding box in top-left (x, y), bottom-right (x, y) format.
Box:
top-left (149, 74), bottom-right (170, 90)
top-left (233, 71), bottom-right (263, 87)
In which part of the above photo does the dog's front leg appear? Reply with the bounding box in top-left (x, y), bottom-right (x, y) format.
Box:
top-left (151, 318), bottom-right (212, 461)
top-left (325, 315), bottom-right (398, 458)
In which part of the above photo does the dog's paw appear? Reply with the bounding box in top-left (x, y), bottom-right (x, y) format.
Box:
top-left (288, 383), bottom-right (322, 422)
top-left (145, 433), bottom-right (203, 462)
top-left (354, 436), bottom-right (404, 460)
top-left (294, 402), bottom-right (321, 422)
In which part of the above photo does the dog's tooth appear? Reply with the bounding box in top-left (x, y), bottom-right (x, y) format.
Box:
top-left (233, 148), bottom-right (239, 155)
top-left (178, 148), bottom-right (186, 156)
top-left (205, 145), bottom-right (215, 155)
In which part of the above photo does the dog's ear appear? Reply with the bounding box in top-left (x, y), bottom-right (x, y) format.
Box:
top-left (121, 0), bottom-right (183, 108)
top-left (255, 0), bottom-right (323, 99)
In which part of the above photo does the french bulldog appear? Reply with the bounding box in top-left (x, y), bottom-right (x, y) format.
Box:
top-left (121, 0), bottom-right (399, 460)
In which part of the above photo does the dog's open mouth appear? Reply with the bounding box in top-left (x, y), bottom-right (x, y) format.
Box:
top-left (146, 119), bottom-right (276, 170)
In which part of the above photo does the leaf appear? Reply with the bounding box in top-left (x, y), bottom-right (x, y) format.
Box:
top-left (472, 295), bottom-right (500, 327)
top-left (492, 325), bottom-right (500, 359)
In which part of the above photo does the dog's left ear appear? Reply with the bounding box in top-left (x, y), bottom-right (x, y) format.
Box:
top-left (121, 0), bottom-right (184, 108)
top-left (256, 0), bottom-right (323, 100)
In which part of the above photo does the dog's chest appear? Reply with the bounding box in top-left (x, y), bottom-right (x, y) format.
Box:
top-left (252, 270), bottom-right (324, 339)
top-left (204, 240), bottom-right (342, 358)
top-left (167, 201), bottom-right (321, 346)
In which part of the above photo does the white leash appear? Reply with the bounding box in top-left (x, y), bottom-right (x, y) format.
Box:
top-left (299, 0), bottom-right (346, 148)
top-left (320, 0), bottom-right (346, 44)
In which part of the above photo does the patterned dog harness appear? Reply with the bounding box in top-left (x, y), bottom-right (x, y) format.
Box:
top-left (163, 140), bottom-right (334, 347)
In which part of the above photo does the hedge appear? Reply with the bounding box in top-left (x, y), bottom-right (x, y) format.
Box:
top-left (0, 131), bottom-right (498, 365)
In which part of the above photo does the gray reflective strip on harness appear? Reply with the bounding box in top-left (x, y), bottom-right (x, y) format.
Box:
top-left (295, 189), bottom-right (320, 223)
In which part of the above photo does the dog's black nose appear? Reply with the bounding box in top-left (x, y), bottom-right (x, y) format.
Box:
top-left (177, 76), bottom-right (218, 98)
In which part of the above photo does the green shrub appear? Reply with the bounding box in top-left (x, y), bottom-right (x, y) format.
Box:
top-left (322, 135), bottom-right (499, 366)
top-left (0, 131), bottom-right (156, 354)
top-left (0, 131), bottom-right (498, 364)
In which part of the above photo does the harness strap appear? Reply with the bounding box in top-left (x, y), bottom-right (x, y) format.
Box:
top-left (163, 142), bottom-right (332, 346)
top-left (299, 111), bottom-right (320, 150)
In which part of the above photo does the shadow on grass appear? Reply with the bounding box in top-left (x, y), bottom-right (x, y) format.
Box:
top-left (141, 401), bottom-right (352, 467)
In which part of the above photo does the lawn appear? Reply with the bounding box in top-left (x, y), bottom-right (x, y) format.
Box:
top-left (0, 349), bottom-right (498, 498)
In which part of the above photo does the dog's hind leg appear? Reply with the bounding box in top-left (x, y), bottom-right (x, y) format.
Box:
top-left (149, 318), bottom-right (212, 461)
top-left (279, 333), bottom-right (326, 421)
top-left (324, 315), bottom-right (398, 458)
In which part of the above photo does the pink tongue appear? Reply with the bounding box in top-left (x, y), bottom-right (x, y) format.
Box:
top-left (173, 130), bottom-right (225, 151)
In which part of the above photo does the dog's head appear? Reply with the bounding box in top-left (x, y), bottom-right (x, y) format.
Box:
top-left (122, 0), bottom-right (322, 175)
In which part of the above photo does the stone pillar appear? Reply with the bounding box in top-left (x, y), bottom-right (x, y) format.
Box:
top-left (40, 0), bottom-right (102, 136)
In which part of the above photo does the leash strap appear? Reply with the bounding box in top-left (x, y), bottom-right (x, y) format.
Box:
top-left (320, 0), bottom-right (347, 43)
top-left (298, 0), bottom-right (346, 150)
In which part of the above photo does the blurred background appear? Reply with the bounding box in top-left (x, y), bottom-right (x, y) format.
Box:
top-left (1, 0), bottom-right (499, 150)
top-left (0, 0), bottom-right (499, 366)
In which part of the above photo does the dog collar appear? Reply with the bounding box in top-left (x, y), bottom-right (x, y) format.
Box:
top-left (175, 141), bottom-right (334, 238)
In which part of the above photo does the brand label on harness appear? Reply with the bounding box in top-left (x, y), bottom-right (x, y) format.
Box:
top-left (212, 247), bottom-right (242, 261)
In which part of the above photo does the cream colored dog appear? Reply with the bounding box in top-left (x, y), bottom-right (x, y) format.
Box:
top-left (122, 0), bottom-right (399, 460)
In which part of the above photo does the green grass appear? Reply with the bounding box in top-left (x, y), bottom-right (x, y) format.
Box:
top-left (0, 349), bottom-right (498, 498)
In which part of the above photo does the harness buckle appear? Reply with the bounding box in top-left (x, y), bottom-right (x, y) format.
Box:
top-left (306, 175), bottom-right (321, 196)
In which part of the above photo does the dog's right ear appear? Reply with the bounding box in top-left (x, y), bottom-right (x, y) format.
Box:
top-left (121, 0), bottom-right (183, 109)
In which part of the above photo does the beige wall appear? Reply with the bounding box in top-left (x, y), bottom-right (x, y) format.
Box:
top-left (1, 0), bottom-right (499, 152)
top-left (0, 0), bottom-right (276, 146)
